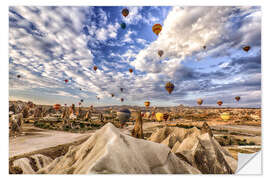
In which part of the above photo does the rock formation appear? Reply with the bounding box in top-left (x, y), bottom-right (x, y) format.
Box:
top-left (37, 123), bottom-right (200, 174)
top-left (148, 124), bottom-right (237, 174)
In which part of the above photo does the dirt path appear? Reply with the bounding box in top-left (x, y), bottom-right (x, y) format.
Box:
top-left (9, 125), bottom-right (92, 158)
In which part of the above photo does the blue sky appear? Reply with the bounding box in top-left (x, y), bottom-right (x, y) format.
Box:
top-left (9, 6), bottom-right (261, 107)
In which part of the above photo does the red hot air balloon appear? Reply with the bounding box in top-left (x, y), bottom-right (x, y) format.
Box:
top-left (64, 79), bottom-right (68, 83)
top-left (243, 46), bottom-right (251, 52)
top-left (121, 98), bottom-right (124, 102)
top-left (217, 100), bottom-right (223, 106)
top-left (122, 8), bottom-right (129, 17)
top-left (53, 104), bottom-right (61, 111)
top-left (93, 66), bottom-right (98, 71)
top-left (129, 69), bottom-right (133, 73)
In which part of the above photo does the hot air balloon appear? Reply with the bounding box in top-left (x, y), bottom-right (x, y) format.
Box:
top-left (80, 99), bottom-right (84, 103)
top-left (122, 8), bottom-right (129, 17)
top-left (165, 82), bottom-right (175, 94)
top-left (64, 79), bottom-right (69, 83)
top-left (220, 112), bottom-right (230, 121)
top-left (144, 101), bottom-right (150, 107)
top-left (78, 102), bottom-right (81, 106)
top-left (155, 112), bottom-right (164, 122)
top-left (117, 108), bottom-right (131, 127)
top-left (111, 93), bottom-right (114, 97)
top-left (197, 98), bottom-right (203, 105)
top-left (203, 45), bottom-right (206, 50)
top-left (53, 104), bottom-right (61, 111)
top-left (120, 88), bottom-right (124, 92)
top-left (79, 88), bottom-right (82, 91)
top-left (120, 22), bottom-right (126, 29)
top-left (121, 98), bottom-right (124, 102)
top-left (152, 24), bottom-right (162, 36)
top-left (17, 75), bottom-right (21, 78)
top-left (243, 46), bottom-right (251, 52)
top-left (93, 66), bottom-right (98, 71)
top-left (217, 100), bottom-right (223, 106)
top-left (163, 113), bottom-right (169, 121)
top-left (158, 50), bottom-right (164, 57)
top-left (64, 104), bottom-right (67, 106)
top-left (96, 96), bottom-right (100, 100)
top-left (235, 96), bottom-right (240, 102)
top-left (129, 68), bottom-right (133, 73)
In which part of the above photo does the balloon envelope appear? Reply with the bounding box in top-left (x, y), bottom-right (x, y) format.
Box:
top-left (144, 101), bottom-right (150, 107)
top-left (155, 112), bottom-right (164, 122)
top-left (197, 98), bottom-right (203, 105)
top-left (117, 109), bottom-right (131, 125)
top-left (165, 82), bottom-right (175, 94)
top-left (152, 24), bottom-right (162, 36)
top-left (158, 50), bottom-right (164, 57)
top-left (235, 96), bottom-right (240, 102)
top-left (120, 22), bottom-right (126, 29)
top-left (93, 66), bottom-right (98, 71)
top-left (53, 104), bottom-right (61, 110)
top-left (122, 8), bottom-right (129, 17)
top-left (220, 112), bottom-right (230, 121)
top-left (217, 101), bottom-right (223, 106)
top-left (243, 46), bottom-right (251, 52)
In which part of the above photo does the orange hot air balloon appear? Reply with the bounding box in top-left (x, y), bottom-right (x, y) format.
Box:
top-left (122, 8), bottom-right (129, 17)
top-left (217, 100), bottom-right (223, 106)
top-left (120, 88), bottom-right (124, 92)
top-left (152, 24), bottom-right (162, 36)
top-left (121, 98), bottom-right (124, 102)
top-left (158, 50), bottom-right (164, 57)
top-left (235, 96), bottom-right (240, 102)
top-left (197, 98), bottom-right (203, 105)
top-left (243, 46), bottom-right (251, 52)
top-left (129, 68), bottom-right (133, 73)
top-left (64, 79), bottom-right (68, 83)
top-left (53, 104), bottom-right (61, 111)
top-left (165, 82), bottom-right (175, 94)
top-left (93, 66), bottom-right (98, 71)
top-left (111, 93), bottom-right (114, 97)
top-left (144, 101), bottom-right (150, 107)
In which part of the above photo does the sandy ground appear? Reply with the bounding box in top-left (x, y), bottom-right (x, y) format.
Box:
top-left (9, 125), bottom-right (92, 158)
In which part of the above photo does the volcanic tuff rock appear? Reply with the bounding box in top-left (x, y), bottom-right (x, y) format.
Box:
top-left (11, 154), bottom-right (53, 174)
top-left (38, 123), bottom-right (201, 174)
top-left (148, 125), bottom-right (237, 174)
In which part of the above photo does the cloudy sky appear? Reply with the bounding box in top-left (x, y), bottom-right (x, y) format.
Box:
top-left (9, 6), bottom-right (261, 107)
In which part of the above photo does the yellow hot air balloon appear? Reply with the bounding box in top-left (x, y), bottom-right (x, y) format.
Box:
top-left (155, 112), bottom-right (164, 122)
top-left (220, 112), bottom-right (230, 121)
top-left (152, 24), bottom-right (162, 36)
top-left (144, 101), bottom-right (150, 107)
